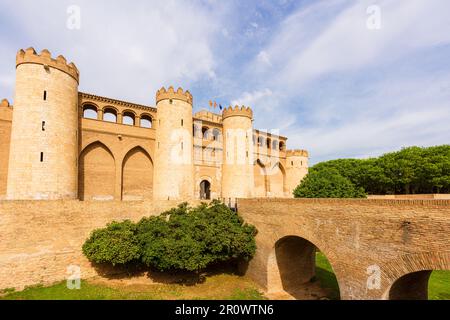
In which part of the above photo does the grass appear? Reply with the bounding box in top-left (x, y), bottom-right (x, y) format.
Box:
top-left (0, 273), bottom-right (266, 300)
top-left (429, 270), bottom-right (450, 300)
top-left (2, 255), bottom-right (448, 300)
top-left (315, 252), bottom-right (340, 300)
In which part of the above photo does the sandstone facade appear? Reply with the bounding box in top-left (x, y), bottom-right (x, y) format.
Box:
top-left (0, 48), bottom-right (309, 201)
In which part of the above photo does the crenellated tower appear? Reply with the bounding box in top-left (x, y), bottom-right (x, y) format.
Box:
top-left (286, 149), bottom-right (309, 197)
top-left (7, 48), bottom-right (79, 200)
top-left (221, 106), bottom-right (254, 199)
top-left (153, 86), bottom-right (194, 200)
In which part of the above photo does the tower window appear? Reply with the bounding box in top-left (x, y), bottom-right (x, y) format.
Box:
top-left (43, 91), bottom-right (47, 101)
top-left (40, 152), bottom-right (44, 162)
top-left (42, 121), bottom-right (46, 131)
top-left (181, 119), bottom-right (184, 126)
top-left (291, 161), bottom-right (294, 166)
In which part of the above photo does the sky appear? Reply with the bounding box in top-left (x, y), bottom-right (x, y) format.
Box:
top-left (0, 0), bottom-right (449, 164)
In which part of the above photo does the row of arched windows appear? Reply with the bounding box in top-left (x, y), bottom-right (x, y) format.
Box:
top-left (82, 104), bottom-right (153, 128)
top-left (194, 125), bottom-right (221, 141)
top-left (253, 135), bottom-right (285, 151)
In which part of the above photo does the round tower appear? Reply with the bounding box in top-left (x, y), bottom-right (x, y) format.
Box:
top-left (153, 86), bottom-right (194, 200)
top-left (7, 48), bottom-right (79, 200)
top-left (221, 106), bottom-right (254, 199)
top-left (286, 149), bottom-right (309, 197)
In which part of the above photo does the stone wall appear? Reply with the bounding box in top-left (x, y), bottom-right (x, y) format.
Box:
top-left (0, 200), bottom-right (202, 290)
top-left (0, 103), bottom-right (12, 199)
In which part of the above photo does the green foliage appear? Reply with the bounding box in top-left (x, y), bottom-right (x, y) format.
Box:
top-left (82, 220), bottom-right (141, 266)
top-left (83, 201), bottom-right (257, 272)
top-left (294, 145), bottom-right (450, 197)
top-left (293, 168), bottom-right (366, 198)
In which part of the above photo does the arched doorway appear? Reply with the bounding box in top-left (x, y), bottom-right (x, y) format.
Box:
top-left (79, 142), bottom-right (115, 201)
top-left (122, 147), bottom-right (153, 201)
top-left (254, 159), bottom-right (268, 197)
top-left (200, 180), bottom-right (211, 200)
top-left (268, 236), bottom-right (340, 300)
top-left (269, 163), bottom-right (286, 197)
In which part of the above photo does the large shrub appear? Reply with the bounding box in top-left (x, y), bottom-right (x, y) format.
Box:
top-left (82, 201), bottom-right (257, 272)
top-left (82, 220), bottom-right (141, 266)
top-left (294, 168), bottom-right (366, 198)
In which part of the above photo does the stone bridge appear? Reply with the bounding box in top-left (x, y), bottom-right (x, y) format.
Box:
top-left (238, 198), bottom-right (450, 300)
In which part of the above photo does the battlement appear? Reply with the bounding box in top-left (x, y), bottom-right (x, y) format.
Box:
top-left (222, 105), bottom-right (253, 120)
top-left (1, 99), bottom-right (11, 108)
top-left (156, 86), bottom-right (193, 105)
top-left (286, 149), bottom-right (309, 157)
top-left (16, 47), bottom-right (79, 83)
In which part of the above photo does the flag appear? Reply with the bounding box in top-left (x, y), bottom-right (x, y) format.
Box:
top-left (219, 104), bottom-right (223, 110)
top-left (214, 102), bottom-right (217, 109)
top-left (209, 100), bottom-right (213, 107)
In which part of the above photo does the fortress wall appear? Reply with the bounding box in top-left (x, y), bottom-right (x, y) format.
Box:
top-left (0, 200), bottom-right (202, 291)
top-left (79, 119), bottom-right (155, 200)
top-left (0, 106), bottom-right (12, 199)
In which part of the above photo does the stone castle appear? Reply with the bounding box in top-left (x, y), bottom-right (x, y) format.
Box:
top-left (0, 48), bottom-right (308, 201)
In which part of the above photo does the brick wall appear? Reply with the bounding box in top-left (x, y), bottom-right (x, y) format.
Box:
top-left (238, 198), bottom-right (450, 300)
top-left (0, 200), bottom-right (202, 290)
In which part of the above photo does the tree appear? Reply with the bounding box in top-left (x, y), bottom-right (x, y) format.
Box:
top-left (82, 220), bottom-right (141, 266)
top-left (293, 168), bottom-right (366, 198)
top-left (82, 201), bottom-right (257, 273)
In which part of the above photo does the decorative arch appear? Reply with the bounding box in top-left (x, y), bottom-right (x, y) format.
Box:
top-left (140, 114), bottom-right (153, 128)
top-left (103, 106), bottom-right (118, 123)
top-left (254, 159), bottom-right (268, 197)
top-left (122, 110), bottom-right (136, 126)
top-left (121, 146), bottom-right (154, 201)
top-left (202, 126), bottom-right (210, 140)
top-left (78, 141), bottom-right (116, 201)
top-left (82, 103), bottom-right (98, 119)
top-left (269, 162), bottom-right (287, 197)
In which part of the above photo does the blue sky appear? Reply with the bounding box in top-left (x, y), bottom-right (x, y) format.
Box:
top-left (1, 0), bottom-right (449, 164)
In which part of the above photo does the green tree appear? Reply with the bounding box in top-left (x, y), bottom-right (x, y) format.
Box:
top-left (82, 220), bottom-right (141, 266)
top-left (82, 201), bottom-right (257, 273)
top-left (293, 168), bottom-right (366, 198)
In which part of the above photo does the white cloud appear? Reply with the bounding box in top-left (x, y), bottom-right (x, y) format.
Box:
top-left (0, 0), bottom-right (226, 105)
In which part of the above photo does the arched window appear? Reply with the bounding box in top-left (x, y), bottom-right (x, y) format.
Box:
top-left (140, 115), bottom-right (153, 128)
top-left (103, 108), bottom-right (117, 123)
top-left (122, 112), bottom-right (135, 126)
top-left (272, 140), bottom-right (279, 150)
top-left (258, 136), bottom-right (265, 147)
top-left (279, 141), bottom-right (286, 151)
top-left (202, 126), bottom-right (210, 140)
top-left (212, 128), bottom-right (221, 141)
top-left (83, 104), bottom-right (97, 119)
top-left (266, 138), bottom-right (271, 149)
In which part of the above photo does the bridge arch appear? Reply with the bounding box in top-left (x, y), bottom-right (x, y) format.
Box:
top-left (267, 235), bottom-right (341, 299)
top-left (381, 251), bottom-right (450, 300)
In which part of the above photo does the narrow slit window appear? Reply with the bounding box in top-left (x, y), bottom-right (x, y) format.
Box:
top-left (43, 91), bottom-right (47, 101)
top-left (40, 152), bottom-right (44, 162)
top-left (181, 119), bottom-right (184, 126)
top-left (42, 121), bottom-right (46, 131)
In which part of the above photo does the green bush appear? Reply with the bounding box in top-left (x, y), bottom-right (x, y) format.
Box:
top-left (82, 220), bottom-right (141, 266)
top-left (82, 201), bottom-right (257, 272)
top-left (294, 168), bottom-right (366, 198)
